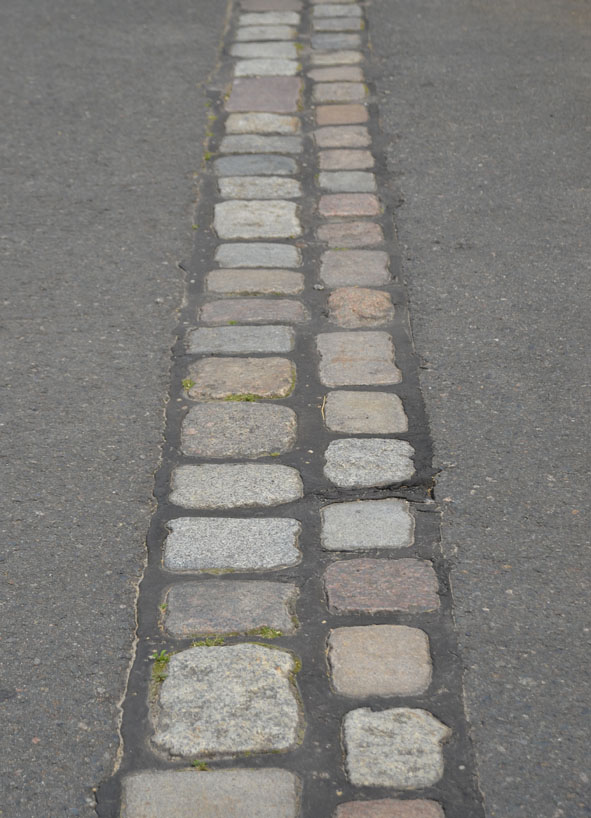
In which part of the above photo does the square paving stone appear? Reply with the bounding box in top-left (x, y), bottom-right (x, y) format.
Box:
top-left (220, 134), bottom-right (302, 153)
top-left (314, 17), bottom-right (364, 31)
top-left (324, 438), bottom-right (415, 487)
top-left (343, 708), bottom-right (451, 789)
top-left (313, 3), bottom-right (362, 16)
top-left (231, 42), bottom-right (299, 59)
top-left (313, 82), bottom-right (366, 103)
top-left (214, 154), bottom-right (297, 176)
top-left (163, 517), bottom-right (301, 572)
top-left (235, 58), bottom-right (300, 76)
top-left (328, 287), bottom-right (393, 327)
top-left (324, 391), bottom-right (407, 433)
top-left (319, 149), bottom-right (374, 169)
top-left (205, 269), bottom-right (304, 296)
top-left (315, 125), bottom-right (370, 147)
top-left (226, 78), bottom-right (302, 112)
top-left (164, 580), bottom-right (298, 636)
top-left (214, 201), bottom-right (301, 240)
top-left (241, 0), bottom-right (302, 10)
top-left (317, 221), bottom-right (384, 247)
top-left (225, 112), bottom-right (300, 133)
top-left (324, 558), bottom-right (440, 615)
top-left (170, 464), bottom-right (303, 509)
top-left (316, 331), bottom-right (400, 385)
top-left (335, 799), bottom-right (445, 818)
top-left (328, 625), bottom-right (432, 697)
top-left (311, 51), bottom-right (364, 66)
top-left (187, 356), bottom-right (295, 400)
top-left (321, 499), bottom-right (414, 551)
top-left (309, 66), bottom-right (363, 81)
top-left (319, 171), bottom-right (376, 192)
top-left (240, 11), bottom-right (300, 24)
top-left (219, 176), bottom-right (302, 199)
top-left (152, 644), bottom-right (303, 757)
top-left (235, 25), bottom-right (297, 41)
top-left (215, 242), bottom-right (302, 268)
top-left (121, 769), bottom-right (300, 818)
top-left (320, 250), bottom-right (390, 286)
top-left (311, 33), bottom-right (361, 49)
top-left (200, 298), bottom-right (307, 325)
top-left (319, 193), bottom-right (380, 218)
top-left (181, 403), bottom-right (297, 458)
top-left (188, 325), bottom-right (296, 354)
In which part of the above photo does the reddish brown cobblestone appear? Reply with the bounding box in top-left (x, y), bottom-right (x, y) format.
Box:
top-left (187, 357), bottom-right (295, 400)
top-left (319, 149), bottom-right (374, 170)
top-left (320, 249), bottom-right (390, 286)
top-left (315, 125), bottom-right (371, 147)
top-left (226, 78), bottom-right (302, 113)
top-left (319, 193), bottom-right (380, 217)
top-left (328, 287), bottom-right (394, 327)
top-left (316, 104), bottom-right (368, 125)
top-left (318, 221), bottom-right (383, 247)
top-left (335, 800), bottom-right (445, 818)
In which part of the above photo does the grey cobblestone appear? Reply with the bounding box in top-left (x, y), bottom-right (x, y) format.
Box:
top-left (324, 438), bottom-right (416, 487)
top-left (220, 134), bottom-right (302, 153)
top-left (316, 331), bottom-right (400, 385)
top-left (219, 175), bottom-right (302, 199)
top-left (321, 499), bottom-right (414, 551)
top-left (215, 154), bottom-right (297, 176)
top-left (200, 297), bottom-right (308, 324)
top-left (236, 59), bottom-right (300, 77)
top-left (318, 171), bottom-right (376, 192)
top-left (324, 390), bottom-right (407, 433)
top-left (188, 325), bottom-right (295, 354)
top-left (231, 42), bottom-right (299, 59)
top-left (215, 242), bottom-right (301, 268)
top-left (214, 201), bottom-right (301, 240)
top-left (169, 464), bottom-right (303, 509)
top-left (235, 25), bottom-right (297, 41)
top-left (225, 112), bottom-right (301, 134)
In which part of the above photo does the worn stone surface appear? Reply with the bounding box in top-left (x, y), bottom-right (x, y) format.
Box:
top-left (231, 42), bottom-right (299, 59)
top-left (163, 517), bottom-right (301, 572)
top-left (318, 221), bottom-right (384, 246)
top-left (315, 125), bottom-right (370, 147)
top-left (324, 558), bottom-right (440, 614)
top-left (319, 193), bottom-right (380, 217)
top-left (215, 154), bottom-right (297, 176)
top-left (321, 499), bottom-right (414, 551)
top-left (181, 403), bottom-right (297, 458)
top-left (200, 298), bottom-right (307, 325)
top-left (220, 134), bottom-right (302, 153)
top-left (205, 269), bottom-right (304, 296)
top-left (235, 25), bottom-right (297, 41)
top-left (153, 644), bottom-right (302, 757)
top-left (324, 438), bottom-right (416, 487)
top-left (309, 66), bottom-right (363, 82)
top-left (219, 176), bottom-right (302, 200)
top-left (164, 580), bottom-right (298, 636)
top-left (240, 11), bottom-right (300, 24)
top-left (214, 201), bottom-right (301, 240)
top-left (188, 324), bottom-right (295, 354)
top-left (225, 112), bottom-right (300, 134)
top-left (313, 3), bottom-right (362, 16)
top-left (319, 149), bottom-right (374, 169)
top-left (314, 82), bottom-right (366, 103)
top-left (215, 242), bottom-right (301, 268)
top-left (316, 104), bottom-right (367, 126)
top-left (329, 625), bottom-right (432, 697)
top-left (226, 77), bottom-right (302, 112)
top-left (343, 708), bottom-right (451, 788)
top-left (328, 287), bottom-right (393, 327)
top-left (335, 800), bottom-right (445, 818)
top-left (241, 0), bottom-right (302, 10)
top-left (324, 390), bottom-right (407, 433)
top-left (311, 50), bottom-right (363, 66)
top-left (319, 171), bottom-right (375, 192)
top-left (314, 17), bottom-right (363, 31)
top-left (235, 59), bottom-right (300, 77)
top-left (320, 249), bottom-right (390, 286)
top-left (121, 769), bottom-right (301, 818)
top-left (170, 464), bottom-right (303, 509)
top-left (187, 356), bottom-right (295, 400)
top-left (316, 331), bottom-right (400, 385)
top-left (311, 33), bottom-right (361, 49)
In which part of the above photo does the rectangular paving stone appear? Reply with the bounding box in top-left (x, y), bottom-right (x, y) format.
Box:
top-left (315, 125), bottom-right (370, 147)
top-left (170, 464), bottom-right (303, 509)
top-left (343, 708), bottom-right (451, 789)
top-left (314, 82), bottom-right (367, 103)
top-left (324, 558), bottom-right (440, 614)
top-left (319, 193), bottom-right (380, 218)
top-left (188, 325), bottom-right (295, 354)
top-left (311, 33), bottom-right (361, 49)
top-left (220, 134), bottom-right (302, 153)
top-left (335, 800), bottom-right (445, 818)
top-left (313, 3), bottom-right (363, 15)
top-left (219, 175), bottom-right (301, 199)
top-left (321, 499), bottom-right (414, 551)
top-left (329, 625), bottom-right (432, 697)
top-left (163, 517), bottom-right (301, 572)
top-left (316, 331), bottom-right (400, 385)
top-left (319, 171), bottom-right (376, 192)
top-left (164, 580), bottom-right (298, 636)
top-left (235, 25), bottom-right (297, 41)
top-left (215, 242), bottom-right (302, 268)
top-left (324, 438), bottom-right (415, 487)
top-left (309, 66), bottom-right (363, 81)
top-left (214, 201), bottom-right (301, 240)
top-left (181, 403), bottom-right (297, 457)
top-left (231, 42), bottom-right (298, 59)
top-left (121, 770), bottom-right (300, 818)
top-left (187, 356), bottom-right (295, 399)
top-left (200, 298), bottom-right (308, 324)
top-left (311, 50), bottom-right (363, 66)
top-left (314, 16), bottom-right (364, 31)
top-left (226, 77), bottom-right (302, 112)
top-left (153, 644), bottom-right (302, 757)
top-left (241, 0), bottom-right (302, 9)
top-left (319, 148), bottom-right (374, 169)
top-left (328, 287), bottom-right (394, 327)
top-left (311, 0), bottom-right (357, 4)
top-left (240, 11), bottom-right (300, 24)
top-left (225, 112), bottom-right (300, 134)
top-left (320, 249), bottom-right (390, 286)
top-left (317, 221), bottom-right (384, 246)
top-left (215, 154), bottom-right (297, 176)
top-left (205, 269), bottom-right (304, 296)
top-left (236, 58), bottom-right (300, 76)
top-left (324, 391), bottom-right (407, 432)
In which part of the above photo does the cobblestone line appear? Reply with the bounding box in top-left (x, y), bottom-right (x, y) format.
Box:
top-left (96, 2), bottom-right (485, 817)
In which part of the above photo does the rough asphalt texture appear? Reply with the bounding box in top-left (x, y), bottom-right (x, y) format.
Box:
top-left (0, 1), bottom-right (226, 816)
top-left (371, 1), bottom-right (591, 816)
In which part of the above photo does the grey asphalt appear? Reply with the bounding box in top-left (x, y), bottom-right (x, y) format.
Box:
top-left (0, 1), bottom-right (226, 816)
top-left (370, 1), bottom-right (591, 816)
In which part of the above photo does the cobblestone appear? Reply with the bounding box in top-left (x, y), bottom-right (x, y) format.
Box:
top-left (163, 517), bottom-right (301, 572)
top-left (205, 269), bottom-right (304, 296)
top-left (328, 625), bottom-right (432, 696)
top-left (231, 42), bottom-right (299, 59)
top-left (320, 249), bottom-right (390, 286)
top-left (242, 0), bottom-right (302, 9)
top-left (225, 112), bottom-right (301, 134)
top-left (343, 708), bottom-right (451, 788)
top-left (335, 800), bottom-right (445, 818)
top-left (318, 221), bottom-right (384, 246)
top-left (315, 125), bottom-right (370, 147)
top-left (324, 438), bottom-right (415, 487)
top-left (240, 11), bottom-right (300, 24)
top-left (219, 134), bottom-right (302, 153)
top-left (200, 297), bottom-right (308, 324)
top-left (215, 242), bottom-right (301, 268)
top-left (311, 33), bottom-right (361, 49)
top-left (313, 82), bottom-right (366, 103)
top-left (218, 176), bottom-right (302, 199)
top-left (214, 201), bottom-right (301, 240)
top-left (324, 390), bottom-right (407, 433)
top-left (215, 154), bottom-right (297, 176)
top-left (236, 59), bottom-right (300, 77)
top-left (311, 50), bottom-right (363, 66)
top-left (169, 464), bottom-right (303, 509)
top-left (187, 356), bottom-right (295, 400)
top-left (318, 171), bottom-right (376, 192)
top-left (226, 77), bottom-right (302, 112)
top-left (328, 287), bottom-right (393, 327)
top-left (319, 193), bottom-right (380, 217)
top-left (316, 331), bottom-right (400, 385)
top-left (164, 580), bottom-right (298, 636)
top-left (316, 103), bottom-right (367, 125)
top-left (181, 403), bottom-right (297, 458)
top-left (152, 644), bottom-right (302, 757)
top-left (314, 17), bottom-right (363, 31)
top-left (309, 66), bottom-right (363, 82)
top-left (313, 3), bottom-right (362, 16)
top-left (321, 499), bottom-right (414, 551)
top-left (235, 25), bottom-right (297, 41)
top-left (319, 149), bottom-right (374, 169)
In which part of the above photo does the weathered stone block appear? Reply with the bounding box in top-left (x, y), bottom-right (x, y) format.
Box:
top-left (215, 243), bottom-right (301, 268)
top-left (170, 464), bottom-right (303, 509)
top-left (321, 499), bottom-right (414, 551)
top-left (324, 391), bottom-right (407, 433)
top-left (205, 269), bottom-right (304, 296)
top-left (316, 331), bottom-right (400, 385)
top-left (187, 356), bottom-right (295, 400)
top-left (320, 249), bottom-right (389, 286)
top-left (200, 298), bottom-right (308, 325)
top-left (226, 77), bottom-right (302, 112)
top-left (317, 221), bottom-right (383, 247)
top-left (214, 201), bottom-right (301, 240)
top-left (324, 438), bottom-right (415, 487)
top-left (328, 287), bottom-right (393, 327)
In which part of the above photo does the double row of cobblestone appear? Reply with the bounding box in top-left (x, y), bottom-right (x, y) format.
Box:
top-left (115, 2), bottom-right (475, 817)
